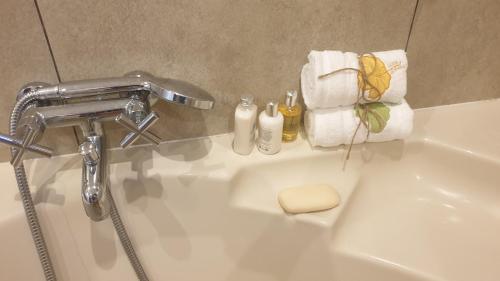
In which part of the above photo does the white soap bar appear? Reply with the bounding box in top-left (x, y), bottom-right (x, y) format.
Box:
top-left (278, 184), bottom-right (340, 214)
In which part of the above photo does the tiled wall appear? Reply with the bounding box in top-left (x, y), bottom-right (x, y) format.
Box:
top-left (0, 0), bottom-right (77, 161)
top-left (1, 0), bottom-right (499, 162)
top-left (406, 0), bottom-right (500, 108)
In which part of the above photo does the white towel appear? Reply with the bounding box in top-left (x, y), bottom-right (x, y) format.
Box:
top-left (301, 50), bottom-right (408, 109)
top-left (304, 100), bottom-right (414, 147)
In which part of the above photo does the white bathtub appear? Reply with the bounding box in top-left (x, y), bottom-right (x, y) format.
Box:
top-left (1, 99), bottom-right (499, 281)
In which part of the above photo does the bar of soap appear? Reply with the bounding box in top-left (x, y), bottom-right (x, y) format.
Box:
top-left (278, 184), bottom-right (340, 214)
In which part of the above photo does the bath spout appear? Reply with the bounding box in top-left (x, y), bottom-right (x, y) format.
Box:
top-left (79, 134), bottom-right (110, 221)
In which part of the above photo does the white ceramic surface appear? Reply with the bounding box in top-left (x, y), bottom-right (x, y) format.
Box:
top-left (0, 99), bottom-right (499, 280)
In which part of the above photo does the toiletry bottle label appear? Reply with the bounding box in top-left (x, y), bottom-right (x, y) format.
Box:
top-left (260, 128), bottom-right (272, 142)
top-left (258, 129), bottom-right (273, 152)
top-left (283, 115), bottom-right (300, 131)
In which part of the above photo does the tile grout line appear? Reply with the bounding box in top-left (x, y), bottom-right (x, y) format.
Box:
top-left (33, 0), bottom-right (61, 82)
top-left (405, 0), bottom-right (421, 52)
top-left (33, 0), bottom-right (81, 145)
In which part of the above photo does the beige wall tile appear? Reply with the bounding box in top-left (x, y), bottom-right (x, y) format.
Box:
top-left (0, 0), bottom-right (77, 162)
top-left (407, 0), bottom-right (500, 108)
top-left (37, 0), bottom-right (416, 147)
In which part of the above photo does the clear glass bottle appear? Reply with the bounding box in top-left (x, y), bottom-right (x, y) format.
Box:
top-left (278, 90), bottom-right (302, 142)
top-left (233, 95), bottom-right (257, 155)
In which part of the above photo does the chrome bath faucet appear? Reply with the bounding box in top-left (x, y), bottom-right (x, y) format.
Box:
top-left (0, 71), bottom-right (215, 221)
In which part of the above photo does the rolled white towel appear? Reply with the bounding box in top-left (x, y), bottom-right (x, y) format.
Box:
top-left (304, 100), bottom-right (414, 147)
top-left (301, 50), bottom-right (408, 109)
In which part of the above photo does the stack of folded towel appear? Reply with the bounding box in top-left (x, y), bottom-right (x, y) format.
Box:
top-left (301, 49), bottom-right (414, 147)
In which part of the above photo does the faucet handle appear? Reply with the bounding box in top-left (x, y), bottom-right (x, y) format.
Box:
top-left (11, 115), bottom-right (52, 167)
top-left (115, 112), bottom-right (161, 148)
top-left (0, 116), bottom-right (53, 167)
top-left (0, 133), bottom-right (53, 167)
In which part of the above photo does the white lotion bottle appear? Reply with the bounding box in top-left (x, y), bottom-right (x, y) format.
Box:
top-left (233, 95), bottom-right (258, 155)
top-left (258, 101), bottom-right (284, 155)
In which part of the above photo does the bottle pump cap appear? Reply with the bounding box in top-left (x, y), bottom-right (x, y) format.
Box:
top-left (240, 95), bottom-right (254, 107)
top-left (265, 101), bottom-right (279, 117)
top-left (285, 90), bottom-right (298, 107)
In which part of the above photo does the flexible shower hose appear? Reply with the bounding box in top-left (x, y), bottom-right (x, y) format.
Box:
top-left (107, 187), bottom-right (149, 281)
top-left (10, 92), bottom-right (57, 281)
top-left (10, 91), bottom-right (149, 281)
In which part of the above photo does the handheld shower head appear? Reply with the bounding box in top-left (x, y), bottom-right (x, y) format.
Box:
top-left (126, 71), bottom-right (215, 110)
